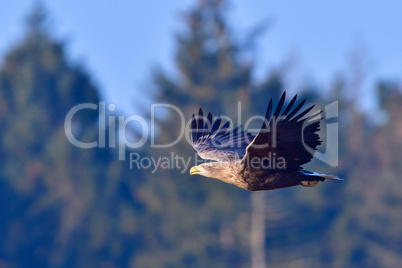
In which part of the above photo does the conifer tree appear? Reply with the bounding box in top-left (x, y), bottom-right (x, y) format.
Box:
top-left (0, 3), bottom-right (142, 266)
top-left (138, 0), bottom-right (291, 266)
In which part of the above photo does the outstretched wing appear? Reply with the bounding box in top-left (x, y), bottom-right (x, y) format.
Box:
top-left (191, 108), bottom-right (254, 161)
top-left (242, 92), bottom-right (323, 170)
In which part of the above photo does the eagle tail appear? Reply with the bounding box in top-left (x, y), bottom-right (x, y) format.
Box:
top-left (301, 170), bottom-right (343, 181)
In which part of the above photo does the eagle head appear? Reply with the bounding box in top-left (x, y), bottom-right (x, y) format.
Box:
top-left (189, 163), bottom-right (211, 177)
top-left (190, 162), bottom-right (232, 180)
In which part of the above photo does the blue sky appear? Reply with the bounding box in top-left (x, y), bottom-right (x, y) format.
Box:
top-left (0, 0), bottom-right (401, 114)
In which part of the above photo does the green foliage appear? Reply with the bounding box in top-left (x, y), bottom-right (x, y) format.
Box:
top-left (329, 82), bottom-right (402, 267)
top-left (0, 3), bottom-right (143, 267)
top-left (139, 1), bottom-right (255, 266)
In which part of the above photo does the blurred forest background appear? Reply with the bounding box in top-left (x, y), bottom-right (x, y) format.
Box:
top-left (0, 1), bottom-right (401, 267)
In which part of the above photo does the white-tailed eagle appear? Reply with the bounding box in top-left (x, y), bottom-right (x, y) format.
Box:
top-left (189, 92), bottom-right (342, 191)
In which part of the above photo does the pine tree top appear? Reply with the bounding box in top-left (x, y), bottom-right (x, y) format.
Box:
top-left (25, 1), bottom-right (50, 39)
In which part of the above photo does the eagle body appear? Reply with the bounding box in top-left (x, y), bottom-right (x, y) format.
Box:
top-left (189, 92), bottom-right (342, 191)
top-left (240, 168), bottom-right (309, 191)
top-left (196, 161), bottom-right (326, 191)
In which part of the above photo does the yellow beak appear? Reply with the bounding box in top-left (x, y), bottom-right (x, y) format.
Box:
top-left (190, 166), bottom-right (201, 175)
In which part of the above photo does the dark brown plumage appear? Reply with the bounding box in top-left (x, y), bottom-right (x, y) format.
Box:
top-left (189, 91), bottom-right (342, 191)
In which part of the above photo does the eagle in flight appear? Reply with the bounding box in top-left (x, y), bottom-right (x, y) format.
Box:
top-left (189, 92), bottom-right (342, 191)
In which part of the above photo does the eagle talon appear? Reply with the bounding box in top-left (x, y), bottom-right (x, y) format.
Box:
top-left (301, 180), bottom-right (318, 187)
